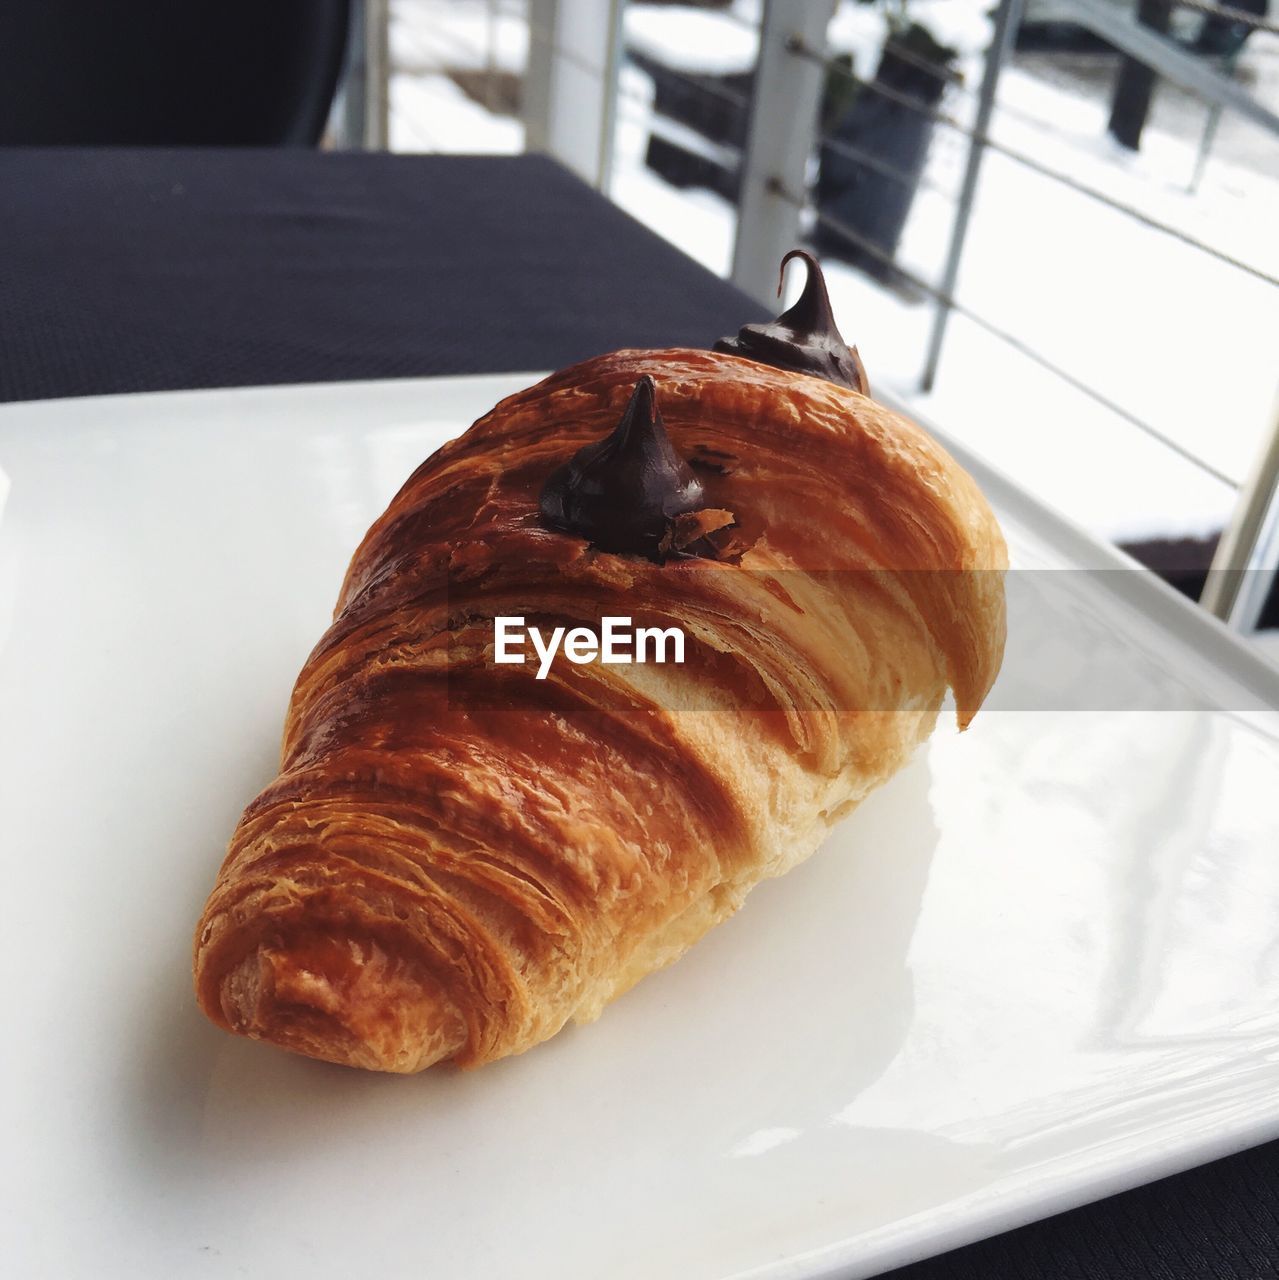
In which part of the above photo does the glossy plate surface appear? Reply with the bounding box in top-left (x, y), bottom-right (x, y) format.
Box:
top-left (1, 376), bottom-right (1277, 1280)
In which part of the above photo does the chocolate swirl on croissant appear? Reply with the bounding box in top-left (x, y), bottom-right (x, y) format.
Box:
top-left (715, 249), bottom-right (869, 395)
top-left (540, 375), bottom-right (708, 560)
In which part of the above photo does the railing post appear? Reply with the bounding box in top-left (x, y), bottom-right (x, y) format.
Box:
top-left (1201, 391), bottom-right (1279, 632)
top-left (337, 0), bottom-right (389, 150)
top-left (920, 0), bottom-right (1022, 393)
top-left (730, 0), bottom-right (836, 303)
top-left (524, 0), bottom-right (624, 190)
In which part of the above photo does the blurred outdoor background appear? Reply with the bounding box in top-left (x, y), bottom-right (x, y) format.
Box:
top-left (2, 0), bottom-right (1276, 637)
top-left (335, 0), bottom-right (1279, 632)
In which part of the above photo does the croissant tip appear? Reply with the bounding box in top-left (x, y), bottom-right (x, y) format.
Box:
top-left (202, 935), bottom-right (467, 1074)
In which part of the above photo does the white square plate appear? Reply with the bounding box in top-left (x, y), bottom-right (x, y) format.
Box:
top-left (2, 375), bottom-right (1277, 1280)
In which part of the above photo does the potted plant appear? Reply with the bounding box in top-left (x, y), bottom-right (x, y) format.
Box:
top-left (814, 1), bottom-right (967, 281)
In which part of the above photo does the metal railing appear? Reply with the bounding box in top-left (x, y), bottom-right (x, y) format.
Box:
top-left (363, 0), bottom-right (1279, 635)
top-left (768, 0), bottom-right (1279, 629)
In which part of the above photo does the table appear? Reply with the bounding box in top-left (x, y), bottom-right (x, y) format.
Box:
top-left (0, 149), bottom-right (768, 401)
top-left (0, 147), bottom-right (1274, 1280)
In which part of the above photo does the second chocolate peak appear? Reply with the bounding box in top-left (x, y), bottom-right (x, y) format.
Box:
top-left (714, 249), bottom-right (869, 396)
top-left (539, 375), bottom-right (705, 560)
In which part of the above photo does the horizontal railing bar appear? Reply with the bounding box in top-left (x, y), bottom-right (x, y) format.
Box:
top-left (1171, 0), bottom-right (1279, 37)
top-left (779, 185), bottom-right (1239, 487)
top-left (787, 35), bottom-right (1279, 289)
top-left (1064, 0), bottom-right (1279, 135)
top-left (818, 132), bottom-right (957, 198)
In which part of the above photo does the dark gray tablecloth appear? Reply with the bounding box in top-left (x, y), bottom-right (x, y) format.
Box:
top-left (0, 148), bottom-right (767, 400)
top-left (1, 147), bottom-right (1273, 1280)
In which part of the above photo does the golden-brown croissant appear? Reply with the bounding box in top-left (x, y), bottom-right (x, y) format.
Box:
top-left (193, 263), bottom-right (1006, 1074)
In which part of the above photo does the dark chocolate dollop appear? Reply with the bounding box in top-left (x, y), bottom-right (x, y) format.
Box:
top-left (714, 248), bottom-right (869, 395)
top-left (539, 375), bottom-right (706, 560)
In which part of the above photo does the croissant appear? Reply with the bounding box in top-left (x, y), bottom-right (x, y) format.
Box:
top-left (193, 255), bottom-right (1007, 1073)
